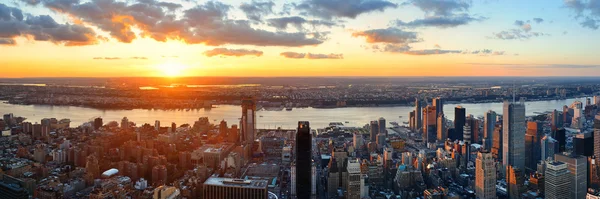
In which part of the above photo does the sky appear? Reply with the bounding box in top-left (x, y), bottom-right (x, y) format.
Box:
top-left (0, 0), bottom-right (599, 77)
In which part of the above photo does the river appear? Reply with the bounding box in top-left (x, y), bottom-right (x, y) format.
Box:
top-left (0, 97), bottom-right (589, 129)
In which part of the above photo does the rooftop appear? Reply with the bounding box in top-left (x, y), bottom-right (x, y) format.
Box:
top-left (204, 177), bottom-right (268, 189)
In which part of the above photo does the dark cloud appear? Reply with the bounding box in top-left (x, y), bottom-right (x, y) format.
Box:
top-left (280, 52), bottom-right (343, 59)
top-left (93, 57), bottom-right (121, 60)
top-left (240, 1), bottom-right (274, 21)
top-left (37, 0), bottom-right (325, 46)
top-left (351, 28), bottom-right (420, 44)
top-left (514, 20), bottom-right (524, 26)
top-left (533, 18), bottom-right (544, 23)
top-left (280, 52), bottom-right (306, 58)
top-left (266, 16), bottom-right (337, 31)
top-left (295, 0), bottom-right (397, 19)
top-left (0, 3), bottom-right (98, 46)
top-left (203, 48), bottom-right (263, 57)
top-left (564, 0), bottom-right (600, 30)
top-left (0, 38), bottom-right (16, 45)
top-left (405, 0), bottom-right (470, 17)
top-left (397, 0), bottom-right (484, 28)
top-left (394, 14), bottom-right (486, 28)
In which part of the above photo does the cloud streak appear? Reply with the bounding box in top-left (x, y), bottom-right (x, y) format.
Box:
top-left (203, 48), bottom-right (264, 57)
top-left (280, 52), bottom-right (343, 59)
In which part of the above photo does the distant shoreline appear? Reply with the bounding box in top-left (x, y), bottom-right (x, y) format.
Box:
top-left (2, 95), bottom-right (590, 112)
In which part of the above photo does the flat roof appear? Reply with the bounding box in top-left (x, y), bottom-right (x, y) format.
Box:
top-left (204, 177), bottom-right (268, 189)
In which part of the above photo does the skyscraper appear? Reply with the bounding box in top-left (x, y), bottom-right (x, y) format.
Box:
top-left (423, 106), bottom-right (437, 143)
top-left (296, 121), bottom-right (312, 199)
top-left (454, 106), bottom-right (466, 141)
top-left (463, 123), bottom-right (472, 169)
top-left (551, 109), bottom-right (562, 132)
top-left (541, 135), bottom-right (559, 161)
top-left (370, 121), bottom-right (379, 142)
top-left (555, 153), bottom-right (587, 199)
top-left (327, 158), bottom-right (339, 197)
top-left (346, 159), bottom-right (361, 199)
top-left (378, 117), bottom-right (386, 136)
top-left (491, 123), bottom-right (503, 161)
top-left (503, 100), bottom-right (526, 172)
top-left (484, 110), bottom-right (496, 150)
top-left (507, 165), bottom-right (524, 199)
top-left (554, 128), bottom-right (566, 153)
top-left (573, 132), bottom-right (594, 157)
top-left (545, 161), bottom-right (571, 199)
top-left (241, 98), bottom-right (256, 148)
top-left (437, 113), bottom-right (446, 142)
top-left (466, 115), bottom-right (480, 144)
top-left (525, 121), bottom-right (543, 173)
top-left (594, 116), bottom-right (600, 160)
top-left (476, 150), bottom-right (496, 199)
top-left (154, 120), bottom-right (160, 131)
top-left (415, 98), bottom-right (422, 133)
top-left (433, 97), bottom-right (443, 117)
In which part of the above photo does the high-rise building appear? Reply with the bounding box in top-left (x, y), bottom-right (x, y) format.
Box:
top-left (154, 120), bottom-right (160, 131)
top-left (525, 121), bottom-right (544, 173)
top-left (121, 117), bottom-right (129, 129)
top-left (346, 159), bottom-right (361, 199)
top-left (554, 128), bottom-right (566, 153)
top-left (296, 121), bottom-right (311, 199)
top-left (353, 133), bottom-right (363, 149)
top-left (475, 150), bottom-right (496, 199)
top-left (555, 153), bottom-right (587, 199)
top-left (203, 177), bottom-right (268, 199)
top-left (545, 161), bottom-right (571, 199)
top-left (219, 120), bottom-right (228, 135)
top-left (574, 132), bottom-right (594, 157)
top-left (415, 98), bottom-right (422, 133)
top-left (152, 165), bottom-right (167, 185)
top-left (466, 115), bottom-right (480, 144)
top-left (378, 117), bottom-right (387, 136)
top-left (241, 98), bottom-right (256, 148)
top-left (594, 117), bottom-right (600, 160)
top-left (454, 106), bottom-right (466, 141)
top-left (93, 117), bottom-right (103, 130)
top-left (433, 97), bottom-right (443, 117)
top-left (463, 123), bottom-right (472, 169)
top-left (437, 113), bottom-right (446, 142)
top-left (507, 165), bottom-right (524, 199)
top-left (551, 109), bottom-right (562, 131)
top-left (171, 122), bottom-right (176, 133)
top-left (376, 133), bottom-right (386, 151)
top-left (423, 106), bottom-right (437, 143)
top-left (409, 111), bottom-right (416, 130)
top-left (594, 96), bottom-right (600, 105)
top-left (370, 121), bottom-right (379, 142)
top-left (491, 123), bottom-right (503, 161)
top-left (327, 158), bottom-right (339, 197)
top-left (541, 135), bottom-right (559, 161)
top-left (484, 110), bottom-right (497, 150)
top-left (503, 100), bottom-right (526, 172)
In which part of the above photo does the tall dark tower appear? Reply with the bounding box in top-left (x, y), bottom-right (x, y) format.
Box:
top-left (454, 106), bottom-right (466, 141)
top-left (415, 98), bottom-right (422, 133)
top-left (296, 121), bottom-right (312, 199)
top-left (241, 98), bottom-right (256, 149)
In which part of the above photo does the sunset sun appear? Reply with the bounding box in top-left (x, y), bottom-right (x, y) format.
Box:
top-left (156, 62), bottom-right (188, 77)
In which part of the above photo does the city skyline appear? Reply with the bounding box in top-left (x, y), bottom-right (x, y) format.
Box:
top-left (2, 0), bottom-right (600, 77)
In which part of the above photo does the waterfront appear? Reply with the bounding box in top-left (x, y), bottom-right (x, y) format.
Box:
top-left (0, 97), bottom-right (588, 129)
